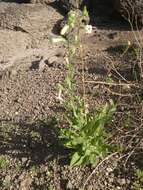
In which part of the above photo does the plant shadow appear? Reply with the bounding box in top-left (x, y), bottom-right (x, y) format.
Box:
top-left (0, 118), bottom-right (68, 167)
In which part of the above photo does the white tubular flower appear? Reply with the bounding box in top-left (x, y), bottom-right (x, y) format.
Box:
top-left (85, 25), bottom-right (92, 34)
top-left (57, 88), bottom-right (64, 103)
top-left (60, 24), bottom-right (70, 36)
top-left (127, 40), bottom-right (131, 46)
top-left (65, 57), bottom-right (69, 64)
top-left (51, 37), bottom-right (66, 43)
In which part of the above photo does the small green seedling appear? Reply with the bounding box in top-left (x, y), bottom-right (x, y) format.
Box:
top-left (0, 156), bottom-right (9, 169)
top-left (133, 169), bottom-right (143, 190)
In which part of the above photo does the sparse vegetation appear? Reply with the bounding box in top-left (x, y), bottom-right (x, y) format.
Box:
top-left (0, 155), bottom-right (9, 169)
top-left (30, 165), bottom-right (39, 174)
top-left (133, 169), bottom-right (143, 190)
top-left (0, 0), bottom-right (142, 189)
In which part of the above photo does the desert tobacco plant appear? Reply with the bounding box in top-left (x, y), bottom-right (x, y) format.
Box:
top-left (60, 100), bottom-right (116, 166)
top-left (53, 8), bottom-right (116, 166)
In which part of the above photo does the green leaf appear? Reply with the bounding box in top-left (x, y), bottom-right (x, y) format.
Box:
top-left (70, 152), bottom-right (81, 166)
top-left (74, 155), bottom-right (87, 166)
top-left (82, 6), bottom-right (88, 17)
top-left (60, 24), bottom-right (70, 36)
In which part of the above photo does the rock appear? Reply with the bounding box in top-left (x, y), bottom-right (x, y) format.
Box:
top-left (117, 178), bottom-right (126, 185)
top-left (21, 0), bottom-right (143, 27)
top-left (21, 157), bottom-right (28, 163)
top-left (106, 167), bottom-right (113, 172)
top-left (13, 0), bottom-right (50, 3)
top-left (29, 0), bottom-right (47, 3)
top-left (60, 0), bottom-right (82, 9)
top-left (18, 0), bottom-right (142, 27)
top-left (20, 175), bottom-right (32, 190)
top-left (66, 181), bottom-right (73, 189)
top-left (4, 175), bottom-right (11, 183)
top-left (58, 0), bottom-right (143, 26)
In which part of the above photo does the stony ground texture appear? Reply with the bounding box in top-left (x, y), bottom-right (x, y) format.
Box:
top-left (0, 0), bottom-right (143, 190)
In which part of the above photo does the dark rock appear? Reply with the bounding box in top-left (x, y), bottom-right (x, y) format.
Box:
top-left (58, 0), bottom-right (90, 10)
top-left (58, 0), bottom-right (143, 26)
